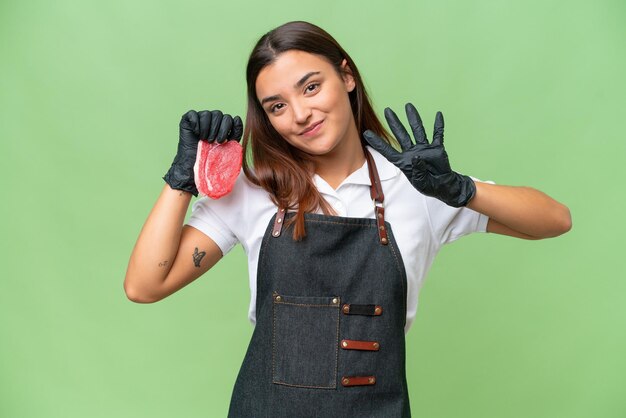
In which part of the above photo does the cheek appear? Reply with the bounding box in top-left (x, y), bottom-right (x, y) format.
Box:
top-left (325, 85), bottom-right (350, 111)
top-left (270, 118), bottom-right (289, 134)
top-left (327, 92), bottom-right (352, 124)
top-left (268, 117), bottom-right (294, 143)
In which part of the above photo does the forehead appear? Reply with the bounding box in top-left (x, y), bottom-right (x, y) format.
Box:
top-left (255, 50), bottom-right (334, 98)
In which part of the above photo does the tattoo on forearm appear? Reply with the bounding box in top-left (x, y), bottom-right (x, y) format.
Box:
top-left (158, 260), bottom-right (169, 267)
top-left (193, 247), bottom-right (206, 267)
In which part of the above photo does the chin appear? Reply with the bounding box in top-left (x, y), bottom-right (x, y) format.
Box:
top-left (287, 135), bottom-right (338, 156)
top-left (301, 141), bottom-right (341, 156)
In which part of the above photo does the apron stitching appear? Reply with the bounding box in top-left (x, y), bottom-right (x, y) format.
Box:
top-left (385, 228), bottom-right (408, 327)
top-left (275, 302), bottom-right (341, 308)
top-left (304, 220), bottom-right (376, 227)
top-left (272, 295), bottom-right (276, 384)
top-left (258, 213), bottom-right (275, 272)
top-left (270, 294), bottom-right (340, 389)
top-left (386, 230), bottom-right (405, 278)
top-left (334, 301), bottom-right (340, 389)
top-left (272, 381), bottom-right (336, 389)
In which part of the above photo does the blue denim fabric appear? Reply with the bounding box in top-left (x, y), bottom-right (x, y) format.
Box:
top-left (228, 212), bottom-right (411, 417)
top-left (272, 293), bottom-right (341, 388)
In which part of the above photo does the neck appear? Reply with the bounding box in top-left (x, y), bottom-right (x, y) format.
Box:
top-left (311, 122), bottom-right (366, 190)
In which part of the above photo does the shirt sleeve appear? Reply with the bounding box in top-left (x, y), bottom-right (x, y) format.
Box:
top-left (186, 197), bottom-right (239, 256)
top-left (424, 176), bottom-right (495, 247)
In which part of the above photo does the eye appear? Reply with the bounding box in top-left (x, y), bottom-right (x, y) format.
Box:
top-left (269, 103), bottom-right (284, 113)
top-left (305, 82), bottom-right (320, 93)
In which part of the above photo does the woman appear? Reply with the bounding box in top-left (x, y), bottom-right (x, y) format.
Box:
top-left (124, 20), bottom-right (572, 417)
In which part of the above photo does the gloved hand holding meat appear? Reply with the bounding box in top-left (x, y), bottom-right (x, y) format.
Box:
top-left (162, 109), bottom-right (243, 198)
top-left (363, 102), bottom-right (476, 208)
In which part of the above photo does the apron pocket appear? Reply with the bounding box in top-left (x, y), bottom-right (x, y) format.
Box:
top-left (271, 291), bottom-right (340, 389)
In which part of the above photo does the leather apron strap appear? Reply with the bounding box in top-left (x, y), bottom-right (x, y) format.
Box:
top-left (271, 147), bottom-right (389, 245)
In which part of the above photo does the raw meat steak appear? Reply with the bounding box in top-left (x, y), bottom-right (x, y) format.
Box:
top-left (193, 140), bottom-right (243, 199)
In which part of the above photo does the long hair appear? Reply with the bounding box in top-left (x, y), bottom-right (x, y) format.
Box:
top-left (242, 21), bottom-right (396, 241)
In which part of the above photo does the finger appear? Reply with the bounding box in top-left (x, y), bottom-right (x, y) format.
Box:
top-left (207, 110), bottom-right (223, 141)
top-left (230, 116), bottom-right (243, 142)
top-left (405, 103), bottom-right (427, 145)
top-left (432, 111), bottom-right (444, 146)
top-left (384, 107), bottom-right (413, 151)
top-left (197, 110), bottom-right (211, 141)
top-left (363, 130), bottom-right (400, 162)
top-left (181, 110), bottom-right (200, 136)
top-left (216, 114), bottom-right (233, 143)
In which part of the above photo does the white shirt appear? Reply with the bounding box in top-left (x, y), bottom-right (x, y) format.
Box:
top-left (186, 145), bottom-right (494, 334)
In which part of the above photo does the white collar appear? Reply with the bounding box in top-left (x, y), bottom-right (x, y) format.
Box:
top-left (312, 145), bottom-right (400, 192)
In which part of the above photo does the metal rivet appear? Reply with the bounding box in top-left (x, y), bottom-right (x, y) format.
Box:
top-left (332, 297), bottom-right (338, 304)
top-left (342, 341), bottom-right (348, 348)
top-left (375, 307), bottom-right (382, 315)
top-left (373, 342), bottom-right (379, 349)
top-left (275, 295), bottom-right (282, 302)
top-left (280, 208), bottom-right (285, 212)
top-left (381, 237), bottom-right (388, 244)
top-left (342, 304), bottom-right (350, 313)
top-left (369, 377), bottom-right (375, 384)
top-left (342, 378), bottom-right (350, 385)
top-left (379, 225), bottom-right (384, 230)
top-left (273, 231), bottom-right (279, 236)
top-left (377, 212), bottom-right (383, 218)
top-left (277, 218), bottom-right (282, 223)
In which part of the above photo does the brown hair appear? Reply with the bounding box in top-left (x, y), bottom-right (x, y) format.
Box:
top-left (242, 21), bottom-right (396, 241)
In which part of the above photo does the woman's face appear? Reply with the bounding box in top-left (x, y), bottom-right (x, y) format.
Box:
top-left (255, 50), bottom-right (357, 157)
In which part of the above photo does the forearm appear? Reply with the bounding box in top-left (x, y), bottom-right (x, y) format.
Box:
top-left (124, 184), bottom-right (193, 300)
top-left (466, 181), bottom-right (572, 238)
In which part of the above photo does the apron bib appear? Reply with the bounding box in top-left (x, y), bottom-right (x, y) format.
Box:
top-left (228, 148), bottom-right (411, 417)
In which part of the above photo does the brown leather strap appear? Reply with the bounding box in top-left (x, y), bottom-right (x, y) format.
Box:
top-left (365, 148), bottom-right (384, 204)
top-left (340, 339), bottom-right (380, 351)
top-left (364, 148), bottom-right (388, 245)
top-left (341, 375), bottom-right (376, 387)
top-left (271, 207), bottom-right (286, 238)
top-left (374, 205), bottom-right (388, 245)
top-left (271, 148), bottom-right (387, 245)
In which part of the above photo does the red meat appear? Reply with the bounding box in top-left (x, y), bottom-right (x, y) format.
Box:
top-left (193, 140), bottom-right (243, 199)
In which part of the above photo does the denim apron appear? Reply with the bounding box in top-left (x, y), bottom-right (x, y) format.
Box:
top-left (228, 148), bottom-right (411, 417)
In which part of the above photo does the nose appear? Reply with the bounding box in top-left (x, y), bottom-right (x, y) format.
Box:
top-left (291, 99), bottom-right (312, 125)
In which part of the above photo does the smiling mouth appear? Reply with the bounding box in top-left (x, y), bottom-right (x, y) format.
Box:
top-left (300, 120), bottom-right (324, 135)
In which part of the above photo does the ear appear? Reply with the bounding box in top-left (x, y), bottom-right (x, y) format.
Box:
top-left (340, 59), bottom-right (356, 93)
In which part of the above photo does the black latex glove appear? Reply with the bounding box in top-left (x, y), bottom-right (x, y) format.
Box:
top-left (162, 109), bottom-right (243, 196)
top-left (363, 103), bottom-right (476, 207)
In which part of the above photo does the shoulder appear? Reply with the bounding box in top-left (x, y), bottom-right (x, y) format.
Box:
top-left (192, 167), bottom-right (276, 218)
top-left (192, 167), bottom-right (265, 210)
top-left (188, 167), bottom-right (277, 253)
top-left (190, 168), bottom-right (274, 235)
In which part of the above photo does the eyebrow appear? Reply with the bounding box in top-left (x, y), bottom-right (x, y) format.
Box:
top-left (260, 71), bottom-right (321, 106)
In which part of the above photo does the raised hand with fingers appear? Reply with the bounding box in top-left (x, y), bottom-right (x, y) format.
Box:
top-left (363, 103), bottom-right (476, 207)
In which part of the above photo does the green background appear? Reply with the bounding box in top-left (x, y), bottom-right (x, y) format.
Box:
top-left (1, 0), bottom-right (624, 416)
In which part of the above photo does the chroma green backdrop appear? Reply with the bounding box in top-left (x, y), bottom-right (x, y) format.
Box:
top-left (1, 0), bottom-right (624, 417)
